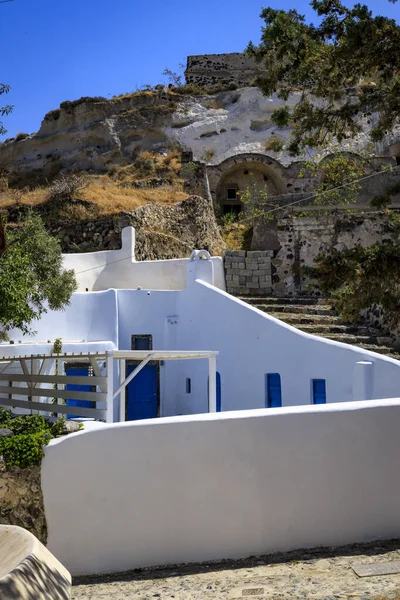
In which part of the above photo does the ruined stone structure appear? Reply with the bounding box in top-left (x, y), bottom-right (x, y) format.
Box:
top-left (185, 53), bottom-right (260, 88)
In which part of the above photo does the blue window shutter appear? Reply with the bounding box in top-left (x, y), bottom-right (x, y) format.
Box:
top-left (216, 372), bottom-right (221, 412)
top-left (207, 372), bottom-right (222, 412)
top-left (266, 373), bottom-right (282, 408)
top-left (312, 379), bottom-right (326, 404)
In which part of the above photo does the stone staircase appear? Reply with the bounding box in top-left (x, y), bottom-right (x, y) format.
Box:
top-left (239, 296), bottom-right (400, 358)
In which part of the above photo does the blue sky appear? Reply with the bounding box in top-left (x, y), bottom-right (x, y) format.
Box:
top-left (1, 0), bottom-right (399, 138)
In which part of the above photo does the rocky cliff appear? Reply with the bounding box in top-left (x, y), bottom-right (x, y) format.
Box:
top-left (2, 87), bottom-right (399, 188)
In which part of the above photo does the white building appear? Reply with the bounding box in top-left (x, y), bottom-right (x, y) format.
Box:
top-left (1, 226), bottom-right (400, 421)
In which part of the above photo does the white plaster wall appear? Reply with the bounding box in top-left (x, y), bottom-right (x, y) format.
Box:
top-left (63, 227), bottom-right (225, 293)
top-left (168, 281), bottom-right (400, 413)
top-left (116, 289), bottom-right (180, 420)
top-left (0, 290), bottom-right (119, 348)
top-left (42, 398), bottom-right (400, 576)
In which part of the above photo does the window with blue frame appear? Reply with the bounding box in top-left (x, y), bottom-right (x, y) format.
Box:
top-left (266, 373), bottom-right (282, 408)
top-left (312, 379), bottom-right (327, 404)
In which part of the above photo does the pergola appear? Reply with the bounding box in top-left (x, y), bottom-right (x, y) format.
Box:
top-left (0, 349), bottom-right (219, 423)
top-left (110, 350), bottom-right (218, 423)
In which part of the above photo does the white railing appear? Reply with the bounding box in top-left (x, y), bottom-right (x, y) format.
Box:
top-left (0, 353), bottom-right (108, 420)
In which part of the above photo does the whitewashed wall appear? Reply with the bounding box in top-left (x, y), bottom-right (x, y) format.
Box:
top-left (163, 280), bottom-right (400, 414)
top-left (63, 226), bottom-right (225, 293)
top-left (2, 261), bottom-right (400, 420)
top-left (42, 399), bottom-right (400, 576)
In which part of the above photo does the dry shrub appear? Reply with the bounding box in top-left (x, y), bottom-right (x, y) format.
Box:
top-left (47, 172), bottom-right (89, 204)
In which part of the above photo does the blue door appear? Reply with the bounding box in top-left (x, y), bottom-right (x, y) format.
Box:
top-left (65, 367), bottom-right (94, 419)
top-left (126, 363), bottom-right (158, 421)
top-left (312, 379), bottom-right (327, 404)
top-left (266, 373), bottom-right (282, 408)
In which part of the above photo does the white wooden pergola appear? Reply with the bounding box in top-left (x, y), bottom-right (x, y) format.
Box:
top-left (0, 349), bottom-right (219, 423)
top-left (109, 350), bottom-right (218, 423)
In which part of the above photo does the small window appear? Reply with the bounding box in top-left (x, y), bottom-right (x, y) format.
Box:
top-left (132, 335), bottom-right (152, 351)
top-left (244, 170), bottom-right (249, 175)
top-left (312, 379), bottom-right (326, 404)
top-left (226, 188), bottom-right (237, 200)
top-left (186, 378), bottom-right (191, 394)
top-left (266, 373), bottom-right (282, 408)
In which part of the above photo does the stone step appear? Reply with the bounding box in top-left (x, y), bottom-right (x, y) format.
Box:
top-left (240, 296), bottom-right (323, 306)
top-left (268, 312), bottom-right (344, 325)
top-left (297, 323), bottom-right (364, 335)
top-left (256, 304), bottom-right (334, 315)
top-left (353, 343), bottom-right (394, 355)
top-left (317, 333), bottom-right (394, 346)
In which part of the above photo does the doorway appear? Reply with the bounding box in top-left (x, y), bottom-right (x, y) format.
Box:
top-left (126, 335), bottom-right (159, 421)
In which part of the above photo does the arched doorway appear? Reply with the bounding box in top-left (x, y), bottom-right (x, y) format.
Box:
top-left (389, 143), bottom-right (400, 166)
top-left (214, 158), bottom-right (286, 215)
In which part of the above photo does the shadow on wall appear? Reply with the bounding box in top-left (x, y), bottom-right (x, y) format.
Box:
top-left (0, 554), bottom-right (70, 600)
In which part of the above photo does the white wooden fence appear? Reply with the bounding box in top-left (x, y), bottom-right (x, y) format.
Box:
top-left (0, 352), bottom-right (108, 420)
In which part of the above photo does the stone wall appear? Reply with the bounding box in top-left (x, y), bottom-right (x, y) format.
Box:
top-left (264, 211), bottom-right (400, 297)
top-left (185, 53), bottom-right (260, 88)
top-left (0, 461), bottom-right (47, 544)
top-left (224, 250), bottom-right (273, 296)
top-left (38, 195), bottom-right (224, 260)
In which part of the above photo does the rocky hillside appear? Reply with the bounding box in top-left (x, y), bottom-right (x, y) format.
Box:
top-left (2, 86), bottom-right (399, 188)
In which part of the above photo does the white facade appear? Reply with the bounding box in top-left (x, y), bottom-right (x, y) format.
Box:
top-left (1, 227), bottom-right (400, 419)
top-left (42, 398), bottom-right (400, 576)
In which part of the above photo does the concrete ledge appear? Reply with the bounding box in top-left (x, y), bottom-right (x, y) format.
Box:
top-left (0, 525), bottom-right (71, 599)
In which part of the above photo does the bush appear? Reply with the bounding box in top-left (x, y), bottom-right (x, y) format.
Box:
top-left (47, 172), bottom-right (89, 204)
top-left (135, 152), bottom-right (156, 175)
top-left (59, 96), bottom-right (107, 110)
top-left (0, 409), bottom-right (80, 469)
top-left (44, 109), bottom-right (61, 122)
top-left (265, 136), bottom-right (284, 152)
top-left (0, 432), bottom-right (51, 469)
top-left (15, 132), bottom-right (29, 142)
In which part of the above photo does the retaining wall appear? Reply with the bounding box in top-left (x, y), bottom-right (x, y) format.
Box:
top-left (42, 398), bottom-right (400, 576)
top-left (224, 250), bottom-right (273, 296)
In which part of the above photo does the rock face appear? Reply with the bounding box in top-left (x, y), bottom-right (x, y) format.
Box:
top-left (0, 461), bottom-right (47, 544)
top-left (0, 92), bottom-right (179, 186)
top-left (46, 195), bottom-right (224, 259)
top-left (2, 86), bottom-right (399, 188)
top-left (132, 195), bottom-right (225, 259)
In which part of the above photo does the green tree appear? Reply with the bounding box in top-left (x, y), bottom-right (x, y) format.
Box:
top-left (0, 83), bottom-right (12, 136)
top-left (248, 1), bottom-right (400, 154)
top-left (304, 242), bottom-right (400, 328)
top-left (0, 212), bottom-right (77, 340)
top-left (300, 149), bottom-right (371, 212)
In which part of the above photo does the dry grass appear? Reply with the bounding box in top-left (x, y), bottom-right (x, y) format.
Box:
top-left (80, 177), bottom-right (186, 214)
top-left (0, 175), bottom-right (187, 219)
top-left (0, 150), bottom-right (187, 219)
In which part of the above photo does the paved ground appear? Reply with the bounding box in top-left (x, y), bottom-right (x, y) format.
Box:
top-left (72, 540), bottom-right (400, 599)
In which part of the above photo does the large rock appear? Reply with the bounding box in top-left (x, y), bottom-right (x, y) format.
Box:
top-left (0, 525), bottom-right (71, 599)
top-left (0, 430), bottom-right (13, 438)
top-left (132, 195), bottom-right (225, 259)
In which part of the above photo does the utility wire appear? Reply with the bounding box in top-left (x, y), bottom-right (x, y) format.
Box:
top-left (72, 166), bottom-right (397, 277)
top-left (231, 166), bottom-right (397, 226)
